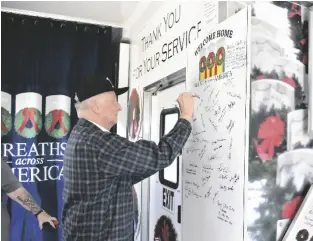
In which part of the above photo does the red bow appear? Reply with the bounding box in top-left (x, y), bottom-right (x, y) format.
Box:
top-left (1, 109), bottom-right (8, 133)
top-left (18, 108), bottom-right (40, 133)
top-left (162, 222), bottom-right (169, 241)
top-left (47, 110), bottom-right (67, 134)
top-left (282, 196), bottom-right (303, 219)
top-left (300, 39), bottom-right (307, 46)
top-left (283, 77), bottom-right (296, 88)
top-left (288, 11), bottom-right (301, 18)
top-left (302, 55), bottom-right (308, 65)
top-left (255, 116), bottom-right (285, 161)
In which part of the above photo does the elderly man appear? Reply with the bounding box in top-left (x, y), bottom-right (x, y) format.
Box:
top-left (62, 75), bottom-right (194, 241)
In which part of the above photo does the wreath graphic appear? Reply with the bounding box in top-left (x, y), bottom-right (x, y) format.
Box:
top-left (127, 89), bottom-right (141, 140)
top-left (1, 107), bottom-right (12, 136)
top-left (45, 109), bottom-right (70, 139)
top-left (14, 108), bottom-right (42, 138)
top-left (154, 215), bottom-right (177, 241)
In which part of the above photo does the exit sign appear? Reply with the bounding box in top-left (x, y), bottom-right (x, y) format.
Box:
top-left (163, 187), bottom-right (174, 213)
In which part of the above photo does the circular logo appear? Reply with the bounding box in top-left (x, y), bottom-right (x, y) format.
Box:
top-left (15, 108), bottom-right (42, 138)
top-left (296, 229), bottom-right (309, 241)
top-left (1, 107), bottom-right (12, 136)
top-left (45, 109), bottom-right (70, 139)
top-left (154, 215), bottom-right (177, 241)
top-left (127, 88), bottom-right (142, 141)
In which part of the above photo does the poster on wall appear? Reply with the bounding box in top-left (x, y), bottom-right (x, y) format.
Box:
top-left (182, 7), bottom-right (250, 241)
top-left (127, 88), bottom-right (143, 141)
top-left (247, 2), bottom-right (313, 241)
top-left (126, 87), bottom-right (143, 241)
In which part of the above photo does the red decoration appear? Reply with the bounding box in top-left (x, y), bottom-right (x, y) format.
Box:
top-left (254, 116), bottom-right (285, 161)
top-left (18, 108), bottom-right (40, 133)
top-left (289, 11), bottom-right (301, 18)
top-left (1, 109), bottom-right (8, 132)
top-left (302, 55), bottom-right (308, 65)
top-left (162, 222), bottom-right (169, 241)
top-left (47, 110), bottom-right (67, 134)
top-left (291, 3), bottom-right (298, 9)
top-left (283, 77), bottom-right (296, 88)
top-left (282, 196), bottom-right (303, 219)
top-left (300, 39), bottom-right (307, 46)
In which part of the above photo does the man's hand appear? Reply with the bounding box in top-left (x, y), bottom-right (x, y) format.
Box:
top-left (37, 211), bottom-right (58, 230)
top-left (177, 92), bottom-right (194, 122)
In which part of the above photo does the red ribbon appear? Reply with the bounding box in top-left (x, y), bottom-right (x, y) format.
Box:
top-left (162, 223), bottom-right (169, 241)
top-left (302, 55), bottom-right (308, 65)
top-left (288, 11), bottom-right (301, 18)
top-left (1, 109), bottom-right (8, 133)
top-left (300, 39), bottom-right (307, 46)
top-left (255, 116), bottom-right (285, 161)
top-left (1, 120), bottom-right (7, 133)
top-left (47, 110), bottom-right (67, 134)
top-left (283, 77), bottom-right (296, 88)
top-left (215, 48), bottom-right (224, 74)
top-left (18, 108), bottom-right (40, 133)
top-left (199, 57), bottom-right (207, 79)
top-left (282, 196), bottom-right (303, 219)
top-left (254, 138), bottom-right (279, 161)
top-left (208, 52), bottom-right (214, 77)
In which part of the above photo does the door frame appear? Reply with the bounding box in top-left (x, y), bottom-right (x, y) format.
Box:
top-left (140, 68), bottom-right (186, 241)
top-left (159, 107), bottom-right (181, 190)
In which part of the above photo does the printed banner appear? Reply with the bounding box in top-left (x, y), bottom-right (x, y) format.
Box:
top-left (182, 7), bottom-right (249, 241)
top-left (1, 91), bottom-right (72, 241)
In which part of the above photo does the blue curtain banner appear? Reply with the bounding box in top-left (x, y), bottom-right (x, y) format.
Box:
top-left (1, 13), bottom-right (114, 241)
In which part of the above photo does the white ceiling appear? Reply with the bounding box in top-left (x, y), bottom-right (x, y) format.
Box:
top-left (1, 1), bottom-right (142, 27)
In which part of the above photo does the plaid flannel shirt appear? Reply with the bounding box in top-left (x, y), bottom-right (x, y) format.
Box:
top-left (62, 118), bottom-right (191, 241)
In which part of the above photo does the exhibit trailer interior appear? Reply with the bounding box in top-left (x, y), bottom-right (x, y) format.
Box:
top-left (1, 1), bottom-right (313, 241)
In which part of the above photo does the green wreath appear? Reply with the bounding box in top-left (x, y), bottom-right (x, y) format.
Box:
top-left (14, 108), bottom-right (42, 138)
top-left (45, 109), bottom-right (70, 139)
top-left (247, 103), bottom-right (305, 241)
top-left (1, 107), bottom-right (12, 136)
top-left (248, 103), bottom-right (290, 165)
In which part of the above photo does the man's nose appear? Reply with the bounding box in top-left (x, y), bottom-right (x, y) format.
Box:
top-left (118, 103), bottom-right (122, 111)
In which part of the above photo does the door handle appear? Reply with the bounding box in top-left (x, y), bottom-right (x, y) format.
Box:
top-left (178, 205), bottom-right (181, 224)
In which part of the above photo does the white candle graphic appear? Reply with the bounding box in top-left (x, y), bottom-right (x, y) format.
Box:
top-left (251, 79), bottom-right (295, 112)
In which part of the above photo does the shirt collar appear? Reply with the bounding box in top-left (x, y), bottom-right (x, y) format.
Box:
top-left (87, 120), bottom-right (110, 133)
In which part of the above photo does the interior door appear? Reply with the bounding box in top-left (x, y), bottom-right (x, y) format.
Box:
top-left (149, 82), bottom-right (185, 241)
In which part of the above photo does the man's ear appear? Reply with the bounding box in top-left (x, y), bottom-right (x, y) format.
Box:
top-left (90, 98), bottom-right (100, 114)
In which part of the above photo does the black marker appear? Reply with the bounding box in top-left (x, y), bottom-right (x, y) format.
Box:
top-left (192, 93), bottom-right (200, 99)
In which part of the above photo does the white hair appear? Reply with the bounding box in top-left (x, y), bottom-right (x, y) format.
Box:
top-left (74, 100), bottom-right (89, 118)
